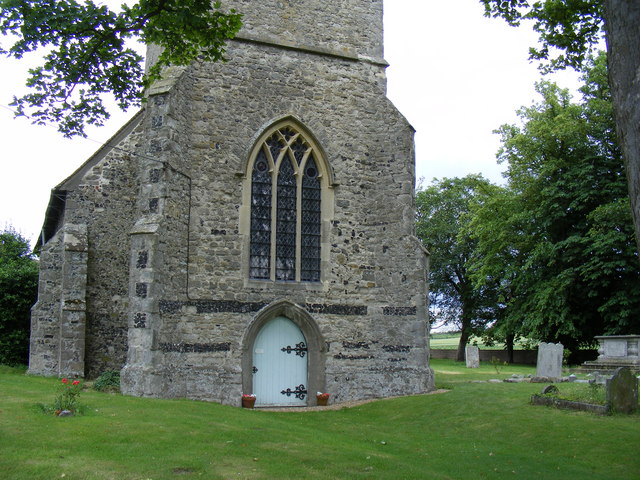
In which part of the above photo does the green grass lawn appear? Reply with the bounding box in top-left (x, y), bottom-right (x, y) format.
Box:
top-left (1, 360), bottom-right (638, 480)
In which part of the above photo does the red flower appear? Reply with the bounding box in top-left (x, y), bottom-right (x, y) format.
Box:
top-left (72, 380), bottom-right (80, 386)
top-left (61, 378), bottom-right (68, 384)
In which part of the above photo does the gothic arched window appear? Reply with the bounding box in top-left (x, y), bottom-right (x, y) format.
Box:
top-left (249, 125), bottom-right (323, 282)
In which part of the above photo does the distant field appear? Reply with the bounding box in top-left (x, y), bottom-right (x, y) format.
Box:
top-left (430, 332), bottom-right (530, 350)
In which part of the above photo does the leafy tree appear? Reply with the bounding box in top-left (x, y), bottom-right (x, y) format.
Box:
top-left (480, 0), bottom-right (640, 260)
top-left (0, 0), bottom-right (242, 137)
top-left (463, 186), bottom-right (525, 362)
top-left (0, 227), bottom-right (38, 366)
top-left (416, 175), bottom-right (500, 361)
top-left (469, 53), bottom-right (640, 353)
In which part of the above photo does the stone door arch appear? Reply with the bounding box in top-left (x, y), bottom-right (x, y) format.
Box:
top-left (242, 300), bottom-right (325, 406)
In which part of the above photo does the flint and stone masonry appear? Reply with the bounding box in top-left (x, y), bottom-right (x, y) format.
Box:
top-left (29, 0), bottom-right (435, 406)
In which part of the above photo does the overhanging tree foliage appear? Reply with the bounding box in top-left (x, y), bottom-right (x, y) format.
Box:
top-left (0, 228), bottom-right (38, 366)
top-left (0, 0), bottom-right (242, 137)
top-left (416, 175), bottom-right (500, 361)
top-left (480, 0), bottom-right (640, 260)
top-left (480, 0), bottom-right (604, 72)
top-left (469, 53), bottom-right (640, 353)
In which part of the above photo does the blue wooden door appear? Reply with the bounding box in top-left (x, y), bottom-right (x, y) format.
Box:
top-left (253, 316), bottom-right (308, 406)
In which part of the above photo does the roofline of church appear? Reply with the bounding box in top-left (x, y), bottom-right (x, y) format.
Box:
top-left (57, 109), bottom-right (144, 191)
top-left (36, 110), bottom-right (144, 251)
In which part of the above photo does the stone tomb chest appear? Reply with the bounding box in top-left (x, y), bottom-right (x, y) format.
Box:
top-left (583, 335), bottom-right (640, 372)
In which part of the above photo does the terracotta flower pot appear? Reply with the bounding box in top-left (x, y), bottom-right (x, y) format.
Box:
top-left (242, 396), bottom-right (256, 409)
top-left (316, 395), bottom-right (329, 406)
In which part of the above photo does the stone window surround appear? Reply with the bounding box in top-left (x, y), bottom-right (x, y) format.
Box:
top-left (239, 117), bottom-right (335, 287)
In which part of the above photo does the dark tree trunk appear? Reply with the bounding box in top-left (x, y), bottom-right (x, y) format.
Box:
top-left (505, 333), bottom-right (515, 364)
top-left (456, 326), bottom-right (471, 362)
top-left (604, 0), bottom-right (640, 254)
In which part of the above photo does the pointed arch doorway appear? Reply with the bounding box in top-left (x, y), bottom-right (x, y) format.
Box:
top-left (242, 300), bottom-right (326, 407)
top-left (253, 316), bottom-right (308, 406)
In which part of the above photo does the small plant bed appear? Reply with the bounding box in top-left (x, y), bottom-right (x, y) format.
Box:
top-left (556, 382), bottom-right (607, 404)
top-left (531, 394), bottom-right (609, 415)
top-left (532, 383), bottom-right (609, 415)
top-left (532, 368), bottom-right (640, 415)
top-left (36, 377), bottom-right (86, 416)
top-left (92, 370), bottom-right (121, 393)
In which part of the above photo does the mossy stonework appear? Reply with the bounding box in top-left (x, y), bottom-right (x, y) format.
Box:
top-left (29, 0), bottom-right (434, 406)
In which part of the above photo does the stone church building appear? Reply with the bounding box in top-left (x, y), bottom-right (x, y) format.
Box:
top-left (29, 0), bottom-right (434, 406)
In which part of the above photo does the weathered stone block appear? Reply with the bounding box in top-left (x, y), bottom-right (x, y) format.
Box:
top-left (536, 343), bottom-right (564, 380)
top-left (465, 345), bottom-right (480, 368)
top-left (606, 367), bottom-right (638, 414)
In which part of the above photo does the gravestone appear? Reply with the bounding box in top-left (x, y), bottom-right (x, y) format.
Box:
top-left (536, 343), bottom-right (564, 380)
top-left (606, 367), bottom-right (638, 414)
top-left (465, 345), bottom-right (480, 368)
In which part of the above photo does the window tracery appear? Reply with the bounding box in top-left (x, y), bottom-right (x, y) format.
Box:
top-left (249, 125), bottom-right (323, 282)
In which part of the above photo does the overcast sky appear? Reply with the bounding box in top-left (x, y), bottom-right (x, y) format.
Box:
top-left (0, 0), bottom-right (583, 247)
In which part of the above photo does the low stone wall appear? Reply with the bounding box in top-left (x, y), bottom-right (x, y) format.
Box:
top-left (431, 348), bottom-right (598, 365)
top-left (430, 349), bottom-right (538, 364)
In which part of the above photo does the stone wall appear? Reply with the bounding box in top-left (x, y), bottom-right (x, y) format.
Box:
top-left (228, 0), bottom-right (384, 59)
top-left (431, 348), bottom-right (599, 366)
top-left (119, 30), bottom-right (433, 404)
top-left (29, 230), bottom-right (65, 375)
top-left (29, 224), bottom-right (88, 377)
top-left (145, 0), bottom-right (385, 72)
top-left (30, 119), bottom-right (143, 378)
top-left (80, 141), bottom-right (142, 377)
top-left (33, 0), bottom-right (434, 404)
top-left (176, 41), bottom-right (406, 298)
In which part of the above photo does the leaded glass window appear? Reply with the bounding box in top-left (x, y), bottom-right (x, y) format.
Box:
top-left (276, 158), bottom-right (297, 280)
top-left (249, 150), bottom-right (271, 279)
top-left (249, 125), bottom-right (324, 283)
top-left (301, 156), bottom-right (321, 282)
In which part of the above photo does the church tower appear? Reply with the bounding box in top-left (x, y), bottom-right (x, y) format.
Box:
top-left (29, 0), bottom-right (434, 406)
